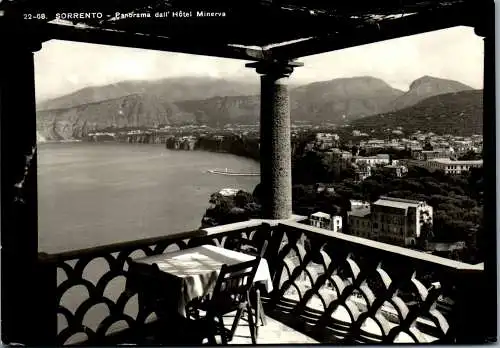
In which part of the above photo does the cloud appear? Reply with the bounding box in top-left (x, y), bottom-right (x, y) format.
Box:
top-left (35, 26), bottom-right (483, 100)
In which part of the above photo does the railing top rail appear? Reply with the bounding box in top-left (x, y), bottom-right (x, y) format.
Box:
top-left (38, 216), bottom-right (308, 264)
top-left (280, 221), bottom-right (484, 272)
top-left (201, 215), bottom-right (307, 235)
top-left (38, 229), bottom-right (206, 263)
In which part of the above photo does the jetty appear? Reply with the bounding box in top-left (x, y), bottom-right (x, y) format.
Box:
top-left (207, 168), bottom-right (260, 176)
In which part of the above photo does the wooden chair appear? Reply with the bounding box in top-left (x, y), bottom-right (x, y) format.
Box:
top-left (186, 257), bottom-right (261, 344)
top-left (228, 224), bottom-right (271, 336)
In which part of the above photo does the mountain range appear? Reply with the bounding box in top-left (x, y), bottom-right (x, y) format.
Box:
top-left (36, 75), bottom-right (482, 140)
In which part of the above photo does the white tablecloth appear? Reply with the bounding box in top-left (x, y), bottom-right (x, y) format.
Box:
top-left (132, 244), bottom-right (273, 317)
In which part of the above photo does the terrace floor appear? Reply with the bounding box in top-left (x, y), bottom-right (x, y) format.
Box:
top-left (221, 311), bottom-right (319, 345)
top-left (128, 311), bottom-right (318, 345)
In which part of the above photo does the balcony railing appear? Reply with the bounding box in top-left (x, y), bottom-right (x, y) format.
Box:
top-left (36, 218), bottom-right (486, 345)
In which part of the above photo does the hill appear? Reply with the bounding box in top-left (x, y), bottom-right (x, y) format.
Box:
top-left (36, 77), bottom-right (261, 110)
top-left (290, 76), bottom-right (404, 123)
top-left (384, 76), bottom-right (474, 112)
top-left (349, 90), bottom-right (483, 136)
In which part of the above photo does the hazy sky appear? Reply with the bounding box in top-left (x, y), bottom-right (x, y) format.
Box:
top-left (35, 26), bottom-right (484, 101)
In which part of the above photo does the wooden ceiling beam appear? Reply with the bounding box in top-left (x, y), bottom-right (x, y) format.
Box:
top-left (268, 1), bottom-right (484, 59)
top-left (36, 22), bottom-right (268, 61)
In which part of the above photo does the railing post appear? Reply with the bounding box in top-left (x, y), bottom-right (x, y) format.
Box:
top-left (452, 269), bottom-right (491, 343)
top-left (35, 253), bottom-right (59, 345)
top-left (263, 223), bottom-right (285, 282)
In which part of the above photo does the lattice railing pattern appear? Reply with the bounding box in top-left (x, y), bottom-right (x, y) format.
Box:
top-left (40, 222), bottom-right (266, 345)
top-left (267, 221), bottom-right (484, 344)
top-left (38, 220), bottom-right (485, 345)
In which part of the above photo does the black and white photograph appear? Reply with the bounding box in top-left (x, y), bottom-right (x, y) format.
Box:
top-left (0, 0), bottom-right (497, 345)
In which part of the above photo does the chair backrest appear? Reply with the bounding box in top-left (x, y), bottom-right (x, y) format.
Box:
top-left (231, 223), bottom-right (271, 258)
top-left (211, 257), bottom-right (260, 305)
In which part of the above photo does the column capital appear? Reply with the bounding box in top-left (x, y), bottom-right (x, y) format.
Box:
top-left (246, 60), bottom-right (303, 77)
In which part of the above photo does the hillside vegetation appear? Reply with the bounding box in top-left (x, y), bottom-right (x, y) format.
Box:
top-left (350, 90), bottom-right (483, 136)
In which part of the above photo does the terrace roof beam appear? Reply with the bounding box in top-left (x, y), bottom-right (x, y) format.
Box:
top-left (38, 23), bottom-right (268, 61)
top-left (269, 2), bottom-right (484, 59)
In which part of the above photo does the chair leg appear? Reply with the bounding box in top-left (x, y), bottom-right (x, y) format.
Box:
top-left (246, 303), bottom-right (257, 344)
top-left (254, 289), bottom-right (260, 338)
top-left (218, 315), bottom-right (228, 345)
top-left (230, 308), bottom-right (244, 340)
top-left (257, 289), bottom-right (267, 326)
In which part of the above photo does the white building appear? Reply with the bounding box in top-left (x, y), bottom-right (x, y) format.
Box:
top-left (424, 159), bottom-right (483, 175)
top-left (219, 188), bottom-right (240, 196)
top-left (350, 200), bottom-right (370, 209)
top-left (383, 164), bottom-right (408, 177)
top-left (310, 212), bottom-right (343, 233)
top-left (354, 154), bottom-right (390, 167)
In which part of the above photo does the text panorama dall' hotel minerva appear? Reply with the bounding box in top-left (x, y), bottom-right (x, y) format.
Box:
top-left (54, 11), bottom-right (226, 20)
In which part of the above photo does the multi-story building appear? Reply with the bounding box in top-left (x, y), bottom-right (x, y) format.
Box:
top-left (383, 164), bottom-right (408, 177)
top-left (417, 150), bottom-right (453, 161)
top-left (347, 197), bottom-right (434, 247)
top-left (422, 159), bottom-right (483, 175)
top-left (347, 206), bottom-right (372, 239)
top-left (353, 162), bottom-right (372, 182)
top-left (310, 212), bottom-right (342, 233)
top-left (451, 140), bottom-right (474, 154)
top-left (371, 197), bottom-right (433, 247)
top-left (365, 139), bottom-right (385, 149)
top-left (350, 200), bottom-right (370, 210)
top-left (354, 154), bottom-right (390, 167)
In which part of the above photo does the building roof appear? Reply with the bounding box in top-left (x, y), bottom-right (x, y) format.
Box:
top-left (348, 206), bottom-right (371, 218)
top-left (1, 0), bottom-right (492, 61)
top-left (355, 154), bottom-right (390, 160)
top-left (431, 159), bottom-right (483, 165)
top-left (373, 196), bottom-right (423, 209)
top-left (384, 164), bottom-right (405, 169)
top-left (311, 211), bottom-right (330, 219)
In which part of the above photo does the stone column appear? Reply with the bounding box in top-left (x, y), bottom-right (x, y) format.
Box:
top-left (246, 61), bottom-right (303, 219)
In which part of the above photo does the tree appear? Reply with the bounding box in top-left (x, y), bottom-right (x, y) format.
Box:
top-left (458, 149), bottom-right (481, 160)
top-left (417, 223), bottom-right (434, 249)
top-left (234, 190), bottom-right (254, 208)
top-left (423, 142), bottom-right (433, 151)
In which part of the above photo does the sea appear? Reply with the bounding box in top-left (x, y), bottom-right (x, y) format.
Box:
top-left (37, 142), bottom-right (260, 253)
